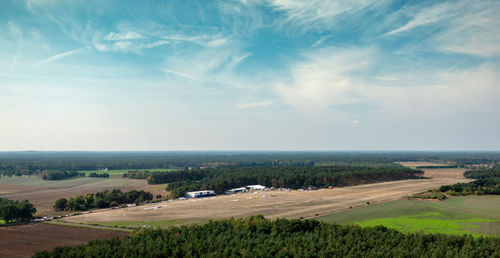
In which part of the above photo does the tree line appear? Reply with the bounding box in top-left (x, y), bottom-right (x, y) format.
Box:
top-left (147, 165), bottom-right (424, 198)
top-left (0, 198), bottom-right (37, 223)
top-left (53, 189), bottom-right (153, 211)
top-left (435, 168), bottom-right (500, 197)
top-left (34, 216), bottom-right (500, 257)
top-left (40, 171), bottom-right (85, 180)
top-left (2, 151), bottom-right (499, 177)
top-left (125, 170), bottom-right (152, 179)
top-left (88, 172), bottom-right (110, 178)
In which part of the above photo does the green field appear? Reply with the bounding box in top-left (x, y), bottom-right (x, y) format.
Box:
top-left (318, 196), bottom-right (500, 237)
top-left (79, 168), bottom-right (178, 176)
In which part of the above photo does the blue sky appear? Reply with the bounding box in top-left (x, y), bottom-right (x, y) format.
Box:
top-left (1, 0), bottom-right (499, 151)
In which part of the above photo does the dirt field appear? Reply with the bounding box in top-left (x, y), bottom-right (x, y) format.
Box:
top-left (421, 168), bottom-right (467, 179)
top-left (0, 176), bottom-right (151, 215)
top-left (62, 172), bottom-right (471, 226)
top-left (0, 223), bottom-right (128, 258)
top-left (397, 161), bottom-right (454, 167)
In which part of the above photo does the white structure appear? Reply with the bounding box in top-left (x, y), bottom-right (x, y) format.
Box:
top-left (186, 190), bottom-right (216, 198)
top-left (226, 187), bottom-right (247, 195)
top-left (246, 185), bottom-right (266, 191)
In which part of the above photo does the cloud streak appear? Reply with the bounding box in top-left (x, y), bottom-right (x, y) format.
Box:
top-left (37, 47), bottom-right (89, 65)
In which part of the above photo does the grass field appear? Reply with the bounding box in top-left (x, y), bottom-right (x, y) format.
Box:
top-left (79, 168), bottom-right (178, 176)
top-left (317, 196), bottom-right (500, 237)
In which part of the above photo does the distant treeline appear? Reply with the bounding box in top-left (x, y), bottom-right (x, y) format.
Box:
top-left (53, 189), bottom-right (153, 211)
top-left (416, 165), bottom-right (459, 169)
top-left (2, 151), bottom-right (499, 177)
top-left (0, 198), bottom-right (37, 223)
top-left (125, 170), bottom-right (152, 179)
top-left (88, 172), bottom-right (109, 178)
top-left (33, 216), bottom-right (500, 257)
top-left (148, 165), bottom-right (424, 198)
top-left (39, 171), bottom-right (85, 180)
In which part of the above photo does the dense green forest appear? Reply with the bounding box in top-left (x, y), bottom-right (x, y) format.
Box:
top-left (125, 170), bottom-right (152, 179)
top-left (0, 198), bottom-right (36, 223)
top-left (88, 172), bottom-right (110, 178)
top-left (34, 216), bottom-right (500, 257)
top-left (464, 168), bottom-right (500, 179)
top-left (53, 189), bottom-right (153, 211)
top-left (151, 165), bottom-right (424, 198)
top-left (39, 170), bottom-right (85, 180)
top-left (1, 151), bottom-right (499, 177)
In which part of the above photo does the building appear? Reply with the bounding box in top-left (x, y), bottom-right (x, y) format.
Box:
top-left (225, 187), bottom-right (247, 195)
top-left (245, 185), bottom-right (266, 191)
top-left (186, 190), bottom-right (216, 198)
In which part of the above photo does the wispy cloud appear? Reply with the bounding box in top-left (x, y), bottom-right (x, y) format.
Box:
top-left (104, 31), bottom-right (144, 41)
top-left (37, 47), bottom-right (89, 65)
top-left (236, 100), bottom-right (274, 109)
top-left (385, 2), bottom-right (456, 36)
top-left (161, 69), bottom-right (202, 82)
top-left (385, 0), bottom-right (500, 56)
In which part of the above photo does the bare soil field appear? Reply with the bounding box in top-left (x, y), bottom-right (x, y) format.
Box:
top-left (422, 168), bottom-right (467, 179)
top-left (0, 223), bottom-right (128, 258)
top-left (0, 176), bottom-right (150, 215)
top-left (62, 174), bottom-right (471, 226)
top-left (397, 161), bottom-right (454, 167)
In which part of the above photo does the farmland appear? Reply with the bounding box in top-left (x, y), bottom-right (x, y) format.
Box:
top-left (0, 223), bottom-right (128, 258)
top-left (61, 168), bottom-right (470, 228)
top-left (0, 176), bottom-right (152, 215)
top-left (317, 196), bottom-right (500, 237)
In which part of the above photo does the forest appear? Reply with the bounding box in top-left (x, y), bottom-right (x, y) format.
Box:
top-left (88, 172), bottom-right (110, 178)
top-left (53, 189), bottom-right (153, 211)
top-left (33, 216), bottom-right (500, 257)
top-left (150, 165), bottom-right (424, 198)
top-left (1, 151), bottom-right (499, 177)
top-left (0, 198), bottom-right (37, 223)
top-left (39, 170), bottom-right (85, 180)
top-left (435, 168), bottom-right (500, 196)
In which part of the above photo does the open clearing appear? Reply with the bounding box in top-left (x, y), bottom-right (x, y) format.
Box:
top-left (79, 168), bottom-right (177, 176)
top-left (317, 196), bottom-right (500, 237)
top-left (61, 169), bottom-right (470, 228)
top-left (0, 223), bottom-right (128, 258)
top-left (0, 176), bottom-right (152, 215)
top-left (397, 161), bottom-right (455, 168)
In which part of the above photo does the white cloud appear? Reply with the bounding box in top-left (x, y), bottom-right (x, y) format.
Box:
top-left (385, 2), bottom-right (456, 35)
top-left (275, 46), bottom-right (500, 120)
top-left (275, 47), bottom-right (373, 110)
top-left (37, 47), bottom-right (89, 65)
top-left (161, 69), bottom-right (202, 82)
top-left (236, 100), bottom-right (274, 109)
top-left (206, 37), bottom-right (229, 47)
top-left (386, 0), bottom-right (500, 56)
top-left (264, 0), bottom-right (381, 33)
top-left (104, 31), bottom-right (144, 41)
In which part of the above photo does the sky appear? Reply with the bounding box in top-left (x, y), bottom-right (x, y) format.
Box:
top-left (1, 0), bottom-right (499, 151)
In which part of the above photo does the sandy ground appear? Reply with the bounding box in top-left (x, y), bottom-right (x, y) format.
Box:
top-left (0, 223), bottom-right (128, 258)
top-left (397, 161), bottom-right (454, 167)
top-left (61, 168), bottom-right (470, 224)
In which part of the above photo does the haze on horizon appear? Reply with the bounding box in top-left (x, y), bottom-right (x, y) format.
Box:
top-left (1, 0), bottom-right (499, 151)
